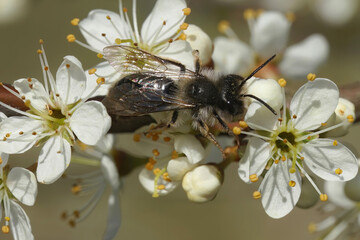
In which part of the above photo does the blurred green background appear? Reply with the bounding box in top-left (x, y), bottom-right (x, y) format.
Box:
top-left (0, 0), bottom-right (359, 239)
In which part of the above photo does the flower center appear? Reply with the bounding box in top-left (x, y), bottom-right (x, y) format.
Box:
top-left (275, 131), bottom-right (296, 152)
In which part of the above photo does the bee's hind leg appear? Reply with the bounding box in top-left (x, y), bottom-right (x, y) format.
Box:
top-left (197, 119), bottom-right (226, 159)
top-left (212, 110), bottom-right (240, 147)
top-left (143, 110), bottom-right (179, 135)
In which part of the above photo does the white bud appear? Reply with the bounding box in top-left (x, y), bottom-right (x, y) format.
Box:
top-left (184, 24), bottom-right (213, 65)
top-left (182, 165), bottom-right (222, 203)
top-left (245, 77), bottom-right (283, 112)
top-left (321, 98), bottom-right (355, 137)
top-left (167, 157), bottom-right (195, 181)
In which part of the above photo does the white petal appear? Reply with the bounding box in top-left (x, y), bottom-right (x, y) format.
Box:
top-left (212, 36), bottom-right (255, 75)
top-left (138, 160), bottom-right (179, 196)
top-left (0, 117), bottom-right (41, 154)
top-left (250, 12), bottom-right (291, 58)
top-left (167, 157), bottom-right (194, 181)
top-left (260, 0), bottom-right (307, 11)
top-left (13, 78), bottom-right (50, 112)
top-left (184, 24), bottom-right (213, 65)
top-left (101, 155), bottom-right (120, 190)
top-left (70, 101), bottom-right (111, 145)
top-left (324, 181), bottom-right (355, 209)
top-left (9, 200), bottom-right (34, 240)
top-left (79, 9), bottom-right (130, 51)
top-left (141, 0), bottom-right (187, 44)
top-left (245, 77), bottom-right (284, 111)
top-left (95, 134), bottom-right (114, 154)
top-left (313, 0), bottom-right (359, 26)
top-left (103, 191), bottom-right (121, 240)
top-left (174, 134), bottom-right (205, 164)
top-left (36, 136), bottom-right (71, 184)
top-left (238, 138), bottom-right (271, 183)
top-left (279, 34), bottom-right (329, 80)
top-left (55, 56), bottom-right (86, 105)
top-left (290, 78), bottom-right (339, 131)
top-left (0, 152), bottom-right (9, 168)
top-left (83, 62), bottom-right (122, 97)
top-left (259, 161), bottom-right (301, 218)
top-left (7, 168), bottom-right (37, 206)
top-left (158, 40), bottom-right (195, 71)
top-left (245, 102), bottom-right (278, 131)
top-left (115, 126), bottom-right (175, 158)
top-left (302, 139), bottom-right (358, 181)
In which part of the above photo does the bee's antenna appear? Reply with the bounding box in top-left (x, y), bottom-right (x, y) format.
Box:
top-left (238, 54), bottom-right (276, 89)
top-left (240, 94), bottom-right (277, 115)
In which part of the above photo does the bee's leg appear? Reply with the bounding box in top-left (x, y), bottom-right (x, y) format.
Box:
top-left (143, 110), bottom-right (179, 136)
top-left (212, 110), bottom-right (241, 147)
top-left (197, 119), bottom-right (226, 159)
top-left (167, 110), bottom-right (179, 128)
top-left (193, 50), bottom-right (201, 74)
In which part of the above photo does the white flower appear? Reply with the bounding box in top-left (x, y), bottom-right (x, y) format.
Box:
top-left (0, 46), bottom-right (111, 184)
top-left (212, 11), bottom-right (329, 80)
top-left (182, 165), bottom-right (223, 203)
top-left (308, 171), bottom-right (360, 240)
top-left (0, 153), bottom-right (37, 240)
top-left (65, 135), bottom-right (121, 240)
top-left (238, 78), bottom-right (358, 218)
top-left (69, 0), bottom-right (194, 96)
top-left (0, 0), bottom-right (29, 25)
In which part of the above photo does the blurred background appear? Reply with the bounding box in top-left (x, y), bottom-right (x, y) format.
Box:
top-left (0, 0), bottom-right (359, 239)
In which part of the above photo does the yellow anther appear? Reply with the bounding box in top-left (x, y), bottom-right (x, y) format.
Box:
top-left (37, 49), bottom-right (43, 54)
top-left (149, 157), bottom-right (157, 165)
top-left (178, 33), bottom-right (187, 40)
top-left (339, 109), bottom-right (345, 115)
top-left (307, 73), bottom-right (316, 81)
top-left (162, 20), bottom-right (166, 26)
top-left (5, 133), bottom-right (10, 138)
top-left (152, 134), bottom-right (159, 141)
top-left (286, 12), bottom-right (296, 22)
top-left (71, 18), bottom-right (80, 26)
top-left (97, 53), bottom-right (103, 59)
top-left (133, 133), bottom-right (141, 142)
top-left (66, 64), bottom-right (70, 68)
top-left (168, 38), bottom-right (173, 43)
top-left (283, 139), bottom-right (288, 144)
top-left (145, 162), bottom-right (154, 171)
top-left (278, 117), bottom-right (283, 122)
top-left (180, 23), bottom-right (189, 30)
top-left (320, 193), bottom-right (328, 202)
top-left (171, 150), bottom-right (178, 159)
top-left (2, 137), bottom-right (6, 141)
top-left (163, 136), bottom-right (171, 142)
top-left (24, 99), bottom-right (31, 107)
top-left (308, 223), bottom-right (316, 233)
top-left (300, 156), bottom-right (304, 161)
top-left (289, 167), bottom-right (296, 173)
top-left (238, 121), bottom-right (248, 128)
top-left (73, 210), bottom-right (80, 218)
top-left (123, 8), bottom-right (128, 12)
top-left (71, 184), bottom-right (82, 194)
top-left (218, 20), bottom-right (230, 33)
top-left (27, 78), bottom-right (32, 82)
top-left (61, 211), bottom-right (68, 220)
top-left (115, 38), bottom-right (122, 44)
top-left (152, 149), bottom-right (160, 157)
top-left (0, 157), bottom-right (2, 164)
top-left (249, 174), bottom-right (258, 182)
top-left (321, 122), bottom-right (327, 127)
top-left (69, 220), bottom-right (76, 228)
top-left (333, 140), bottom-right (338, 146)
top-left (66, 34), bottom-right (76, 43)
top-left (39, 39), bottom-right (44, 44)
top-left (2, 225), bottom-right (10, 234)
top-left (96, 77), bottom-right (105, 85)
top-left (88, 68), bottom-right (97, 75)
top-left (274, 159), bottom-right (279, 164)
top-left (347, 115), bottom-right (354, 123)
top-left (4, 217), bottom-right (10, 221)
top-left (44, 66), bottom-right (49, 71)
top-left (289, 180), bottom-right (296, 187)
top-left (244, 9), bottom-right (255, 19)
top-left (106, 15), bottom-right (111, 20)
top-left (182, 8), bottom-right (191, 15)
top-left (335, 168), bottom-right (343, 175)
top-left (145, 132), bottom-right (152, 138)
top-left (278, 78), bottom-right (287, 87)
top-left (157, 184), bottom-right (165, 190)
top-left (281, 155), bottom-right (286, 161)
top-left (19, 131), bottom-right (24, 135)
top-left (101, 33), bottom-right (106, 37)
top-left (292, 114), bottom-right (297, 119)
top-left (153, 168), bottom-right (161, 175)
top-left (252, 191), bottom-right (261, 199)
top-left (232, 127), bottom-right (241, 135)
top-left (307, 136), bottom-right (312, 140)
top-left (162, 172), bottom-right (172, 182)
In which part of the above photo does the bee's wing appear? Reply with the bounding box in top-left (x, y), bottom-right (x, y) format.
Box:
top-left (103, 75), bottom-right (196, 117)
top-left (103, 45), bottom-right (196, 81)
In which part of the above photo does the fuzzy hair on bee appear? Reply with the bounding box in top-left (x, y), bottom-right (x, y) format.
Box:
top-left (102, 45), bottom-right (276, 154)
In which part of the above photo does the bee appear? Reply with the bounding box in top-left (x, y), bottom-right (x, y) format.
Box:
top-left (102, 45), bottom-right (275, 155)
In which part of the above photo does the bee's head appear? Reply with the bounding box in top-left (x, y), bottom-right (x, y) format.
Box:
top-left (218, 74), bottom-right (245, 116)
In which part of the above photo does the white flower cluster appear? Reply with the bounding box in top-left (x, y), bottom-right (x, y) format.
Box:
top-left (0, 0), bottom-right (358, 239)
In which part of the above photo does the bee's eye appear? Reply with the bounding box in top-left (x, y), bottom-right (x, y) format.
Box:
top-left (191, 84), bottom-right (202, 96)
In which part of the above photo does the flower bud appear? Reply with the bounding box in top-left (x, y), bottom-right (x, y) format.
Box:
top-left (182, 165), bottom-right (223, 203)
top-left (184, 24), bottom-right (213, 66)
top-left (321, 98), bottom-right (355, 137)
top-left (245, 77), bottom-right (283, 112)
